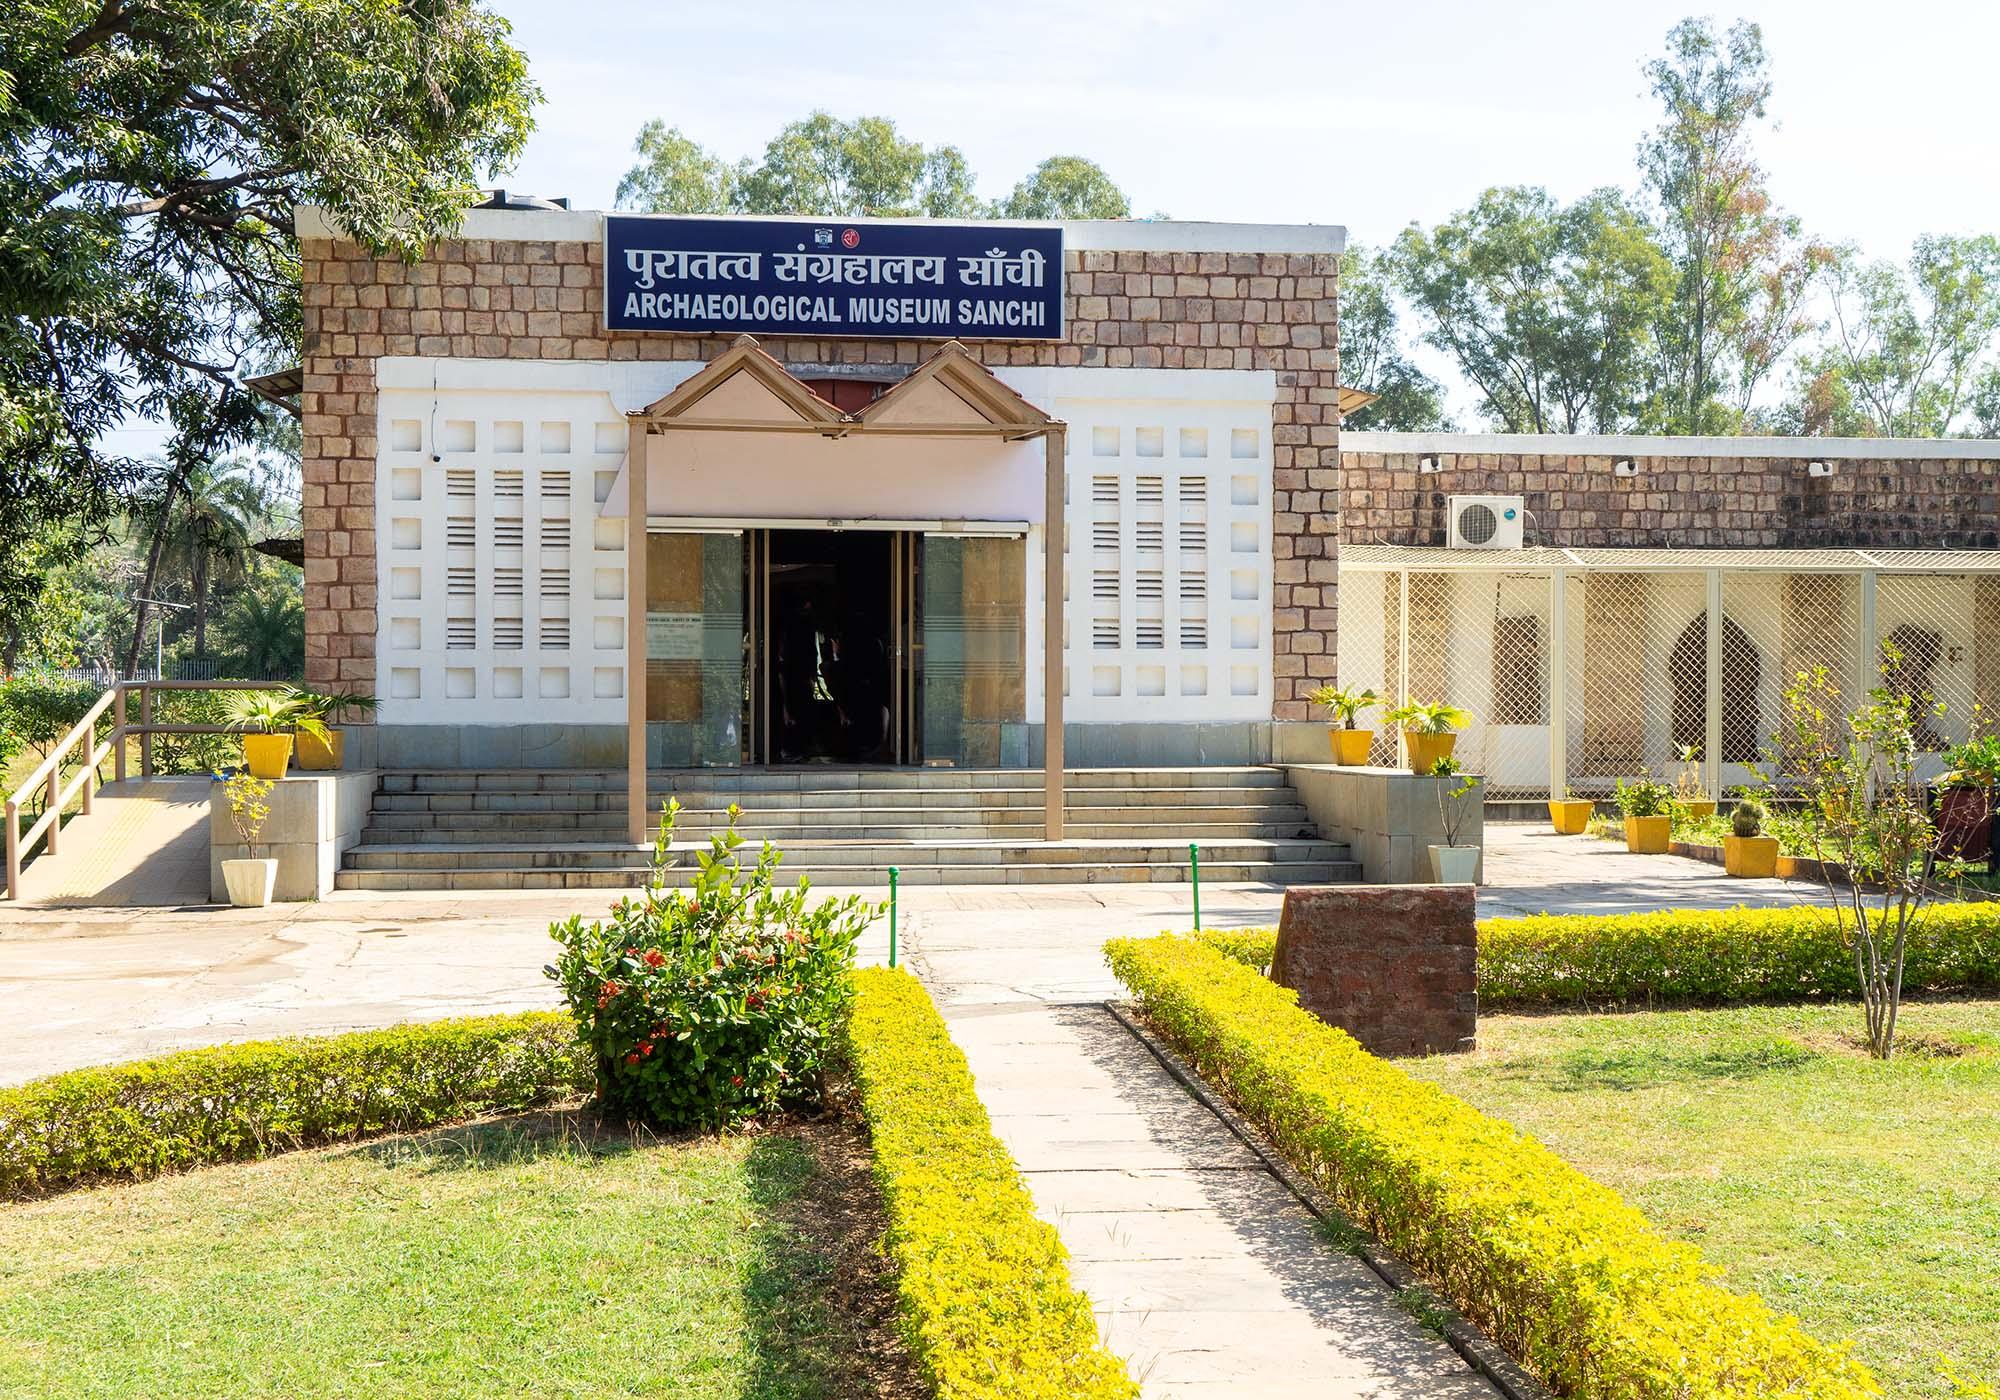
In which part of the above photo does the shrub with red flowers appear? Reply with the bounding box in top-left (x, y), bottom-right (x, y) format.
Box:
top-left (546, 800), bottom-right (881, 1129)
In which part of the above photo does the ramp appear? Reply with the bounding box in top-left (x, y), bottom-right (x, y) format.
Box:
top-left (7, 777), bottom-right (213, 908)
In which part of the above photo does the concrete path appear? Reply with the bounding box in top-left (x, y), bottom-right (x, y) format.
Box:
top-left (1477, 820), bottom-right (1810, 918)
top-left (906, 890), bottom-right (1497, 1399)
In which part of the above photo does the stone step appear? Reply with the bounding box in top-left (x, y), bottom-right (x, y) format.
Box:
top-left (332, 859), bottom-right (1363, 892)
top-left (372, 787), bottom-right (1304, 814)
top-left (361, 803), bottom-right (1314, 832)
top-left (361, 820), bottom-right (1319, 844)
top-left (373, 765), bottom-right (1292, 795)
top-left (342, 837), bottom-right (1350, 873)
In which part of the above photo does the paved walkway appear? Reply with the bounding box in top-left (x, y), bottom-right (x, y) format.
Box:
top-left (1478, 820), bottom-right (1807, 918)
top-left (9, 777), bottom-right (211, 906)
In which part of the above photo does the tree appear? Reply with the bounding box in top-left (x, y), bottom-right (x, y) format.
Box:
top-left (615, 122), bottom-right (735, 214)
top-left (218, 582), bottom-right (305, 680)
top-left (136, 458), bottom-right (264, 659)
top-left (1787, 235), bottom-right (2000, 436)
top-left (615, 113), bottom-right (1130, 222)
top-left (999, 157), bottom-right (1131, 220)
top-left (1391, 186), bottom-right (1671, 432)
top-left (2, 0), bottom-right (538, 670)
top-left (1639, 17), bottom-right (1821, 432)
top-left (1336, 245), bottom-right (1453, 431)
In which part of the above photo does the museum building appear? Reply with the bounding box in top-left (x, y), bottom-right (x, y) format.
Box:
top-left (294, 199), bottom-right (2000, 887)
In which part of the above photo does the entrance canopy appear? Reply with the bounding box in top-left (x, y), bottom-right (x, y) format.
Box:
top-left (600, 336), bottom-right (1059, 524)
top-left (613, 336), bottom-right (1069, 844)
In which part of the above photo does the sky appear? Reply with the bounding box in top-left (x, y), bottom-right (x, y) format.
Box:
top-left (107, 0), bottom-right (2000, 454)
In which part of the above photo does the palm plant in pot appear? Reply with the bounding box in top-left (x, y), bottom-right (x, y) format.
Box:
top-left (1614, 774), bottom-right (1675, 853)
top-left (225, 691), bottom-right (326, 780)
top-left (220, 772), bottom-right (278, 906)
top-left (286, 687), bottom-right (377, 770)
top-left (1427, 755), bottom-right (1482, 883)
top-left (1307, 684), bottom-right (1379, 765)
top-left (1385, 699), bottom-right (1472, 774)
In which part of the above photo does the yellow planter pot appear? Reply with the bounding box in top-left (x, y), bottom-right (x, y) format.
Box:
top-left (1331, 728), bottom-right (1375, 766)
top-left (1403, 731), bottom-right (1458, 773)
top-left (241, 733), bottom-right (293, 780)
top-left (1724, 834), bottom-right (1780, 878)
top-left (1548, 799), bottom-right (1595, 835)
top-left (1623, 815), bottom-right (1671, 854)
top-left (1678, 799), bottom-right (1716, 822)
top-left (295, 728), bottom-right (344, 771)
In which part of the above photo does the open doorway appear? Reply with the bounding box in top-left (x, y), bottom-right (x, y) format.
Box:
top-left (768, 530), bottom-right (894, 763)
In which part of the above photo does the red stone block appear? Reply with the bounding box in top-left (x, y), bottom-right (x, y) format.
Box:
top-left (1270, 885), bottom-right (1477, 1057)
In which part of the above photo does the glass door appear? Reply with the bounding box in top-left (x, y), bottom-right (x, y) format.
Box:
top-left (645, 531), bottom-right (744, 766)
top-left (916, 534), bottom-right (1027, 768)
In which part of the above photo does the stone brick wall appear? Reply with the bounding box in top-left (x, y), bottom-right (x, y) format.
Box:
top-left (1340, 447), bottom-right (2000, 549)
top-left (1269, 884), bottom-right (1477, 1056)
top-left (299, 230), bottom-right (1341, 707)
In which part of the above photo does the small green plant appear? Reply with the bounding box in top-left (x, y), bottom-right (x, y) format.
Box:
top-left (1429, 754), bottom-right (1479, 846)
top-left (1943, 734), bottom-right (2000, 790)
top-left (1385, 699), bottom-right (1472, 734)
top-left (224, 690), bottom-right (327, 742)
top-left (1673, 743), bottom-right (1707, 803)
top-left (1614, 774), bottom-right (1674, 818)
top-left (224, 772), bottom-right (274, 856)
top-left (284, 686), bottom-right (379, 727)
top-left (1731, 796), bottom-right (1767, 838)
top-left (1307, 684), bottom-right (1378, 729)
top-left (546, 802), bottom-right (881, 1129)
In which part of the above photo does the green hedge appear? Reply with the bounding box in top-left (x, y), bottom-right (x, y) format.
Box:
top-left (845, 968), bottom-right (1136, 1400)
top-left (1197, 901), bottom-right (2000, 1007)
top-left (1105, 935), bottom-right (1877, 1400)
top-left (0, 1013), bottom-right (590, 1199)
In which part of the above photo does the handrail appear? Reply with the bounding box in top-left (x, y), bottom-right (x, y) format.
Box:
top-left (4, 679), bottom-right (296, 900)
top-left (4, 686), bottom-right (118, 900)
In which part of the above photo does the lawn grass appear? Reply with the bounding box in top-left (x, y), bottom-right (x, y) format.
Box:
top-left (1403, 997), bottom-right (2000, 1398)
top-left (0, 1108), bottom-right (919, 1400)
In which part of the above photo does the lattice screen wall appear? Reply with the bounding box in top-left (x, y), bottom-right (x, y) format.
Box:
top-left (1054, 397), bottom-right (1274, 723)
top-left (375, 387), bottom-right (632, 724)
top-left (1341, 565), bottom-right (2000, 798)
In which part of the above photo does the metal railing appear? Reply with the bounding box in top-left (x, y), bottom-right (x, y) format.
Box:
top-left (4, 680), bottom-right (288, 900)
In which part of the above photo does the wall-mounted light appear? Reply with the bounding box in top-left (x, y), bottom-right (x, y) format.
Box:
top-left (1613, 459), bottom-right (1639, 478)
top-left (1418, 456), bottom-right (1440, 474)
top-left (1806, 460), bottom-right (1835, 478)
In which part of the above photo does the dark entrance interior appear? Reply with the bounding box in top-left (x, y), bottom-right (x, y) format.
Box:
top-left (768, 530), bottom-right (894, 763)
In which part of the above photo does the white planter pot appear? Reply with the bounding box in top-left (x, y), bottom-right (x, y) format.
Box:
top-left (1429, 844), bottom-right (1480, 884)
top-left (221, 857), bottom-right (279, 907)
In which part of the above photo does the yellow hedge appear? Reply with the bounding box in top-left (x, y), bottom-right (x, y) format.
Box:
top-left (1196, 900), bottom-right (2000, 1007)
top-left (844, 968), bottom-right (1136, 1400)
top-left (1104, 935), bottom-right (1880, 1400)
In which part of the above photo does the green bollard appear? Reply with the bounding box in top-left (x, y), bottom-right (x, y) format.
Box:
top-left (888, 866), bottom-right (899, 968)
top-left (1189, 842), bottom-right (1201, 931)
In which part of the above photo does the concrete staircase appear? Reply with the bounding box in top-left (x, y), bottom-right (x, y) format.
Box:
top-left (334, 767), bottom-right (1359, 890)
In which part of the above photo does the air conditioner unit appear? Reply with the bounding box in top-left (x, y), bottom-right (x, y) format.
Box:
top-left (1447, 495), bottom-right (1525, 549)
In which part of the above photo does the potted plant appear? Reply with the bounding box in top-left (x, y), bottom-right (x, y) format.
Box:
top-left (1614, 774), bottom-right (1675, 854)
top-left (1427, 755), bottom-right (1481, 883)
top-left (1307, 684), bottom-right (1379, 765)
top-left (288, 687), bottom-right (377, 770)
top-left (1937, 734), bottom-right (2000, 862)
top-left (225, 691), bottom-right (326, 780)
top-left (1672, 744), bottom-right (1715, 821)
top-left (1547, 785), bottom-right (1595, 835)
top-left (220, 772), bottom-right (279, 906)
top-left (1385, 699), bottom-right (1472, 774)
top-left (1723, 796), bottom-right (1779, 878)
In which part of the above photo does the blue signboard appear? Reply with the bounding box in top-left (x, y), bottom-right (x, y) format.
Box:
top-left (604, 215), bottom-right (1064, 341)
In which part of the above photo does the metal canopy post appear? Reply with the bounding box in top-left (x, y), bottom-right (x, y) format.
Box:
top-left (1043, 426), bottom-right (1066, 842)
top-left (1548, 568), bottom-right (1567, 797)
top-left (1704, 569), bottom-right (1724, 799)
top-left (626, 417), bottom-right (649, 847)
